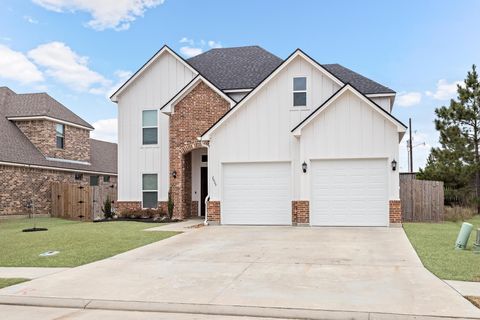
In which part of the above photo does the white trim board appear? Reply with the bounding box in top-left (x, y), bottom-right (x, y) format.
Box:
top-left (7, 116), bottom-right (93, 131)
top-left (161, 75), bottom-right (236, 115)
top-left (291, 84), bottom-right (407, 137)
top-left (200, 49), bottom-right (344, 141)
top-left (110, 45), bottom-right (198, 102)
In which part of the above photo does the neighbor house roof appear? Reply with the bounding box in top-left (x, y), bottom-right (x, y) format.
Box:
top-left (187, 46), bottom-right (395, 95)
top-left (4, 91), bottom-right (94, 129)
top-left (0, 87), bottom-right (116, 174)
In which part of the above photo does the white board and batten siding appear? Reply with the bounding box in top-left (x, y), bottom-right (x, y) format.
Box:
top-left (208, 56), bottom-right (341, 202)
top-left (117, 52), bottom-right (196, 202)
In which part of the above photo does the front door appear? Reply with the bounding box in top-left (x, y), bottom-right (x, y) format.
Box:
top-left (200, 167), bottom-right (208, 216)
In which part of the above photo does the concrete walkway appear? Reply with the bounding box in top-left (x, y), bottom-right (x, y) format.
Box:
top-left (0, 267), bottom-right (70, 279)
top-left (447, 280), bottom-right (480, 297)
top-left (144, 219), bottom-right (204, 232)
top-left (0, 226), bottom-right (479, 319)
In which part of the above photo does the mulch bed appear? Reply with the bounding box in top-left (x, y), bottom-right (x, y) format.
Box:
top-left (93, 217), bottom-right (182, 224)
top-left (467, 296), bottom-right (480, 309)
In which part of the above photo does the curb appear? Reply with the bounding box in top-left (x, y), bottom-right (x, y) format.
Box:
top-left (0, 295), bottom-right (478, 320)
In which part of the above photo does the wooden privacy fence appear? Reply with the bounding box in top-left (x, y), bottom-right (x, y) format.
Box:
top-left (400, 173), bottom-right (444, 222)
top-left (51, 182), bottom-right (117, 220)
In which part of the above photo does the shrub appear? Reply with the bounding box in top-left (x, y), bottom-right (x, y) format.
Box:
top-left (167, 189), bottom-right (174, 219)
top-left (102, 196), bottom-right (114, 219)
top-left (444, 206), bottom-right (476, 222)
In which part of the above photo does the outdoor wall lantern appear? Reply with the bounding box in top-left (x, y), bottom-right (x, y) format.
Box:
top-left (391, 159), bottom-right (397, 171)
top-left (172, 170), bottom-right (177, 179)
top-left (302, 161), bottom-right (308, 173)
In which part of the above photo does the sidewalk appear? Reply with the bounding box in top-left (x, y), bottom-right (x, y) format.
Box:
top-left (144, 219), bottom-right (204, 232)
top-left (0, 267), bottom-right (70, 279)
top-left (447, 280), bottom-right (480, 297)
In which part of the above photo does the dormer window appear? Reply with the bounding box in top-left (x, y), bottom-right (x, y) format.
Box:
top-left (293, 77), bottom-right (307, 107)
top-left (56, 124), bottom-right (65, 149)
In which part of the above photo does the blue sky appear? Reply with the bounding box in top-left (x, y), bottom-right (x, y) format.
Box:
top-left (1, 0), bottom-right (479, 171)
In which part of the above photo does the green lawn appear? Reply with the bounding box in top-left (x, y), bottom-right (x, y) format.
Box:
top-left (404, 216), bottom-right (480, 281)
top-left (0, 278), bottom-right (29, 289)
top-left (0, 218), bottom-right (178, 267)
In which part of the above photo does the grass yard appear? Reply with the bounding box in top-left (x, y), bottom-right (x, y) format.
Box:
top-left (404, 216), bottom-right (480, 281)
top-left (0, 278), bottom-right (28, 289)
top-left (0, 218), bottom-right (178, 267)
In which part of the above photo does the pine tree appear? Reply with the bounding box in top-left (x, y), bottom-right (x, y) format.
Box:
top-left (419, 65), bottom-right (480, 212)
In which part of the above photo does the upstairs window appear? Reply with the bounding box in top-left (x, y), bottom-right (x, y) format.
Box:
top-left (90, 175), bottom-right (99, 186)
top-left (56, 124), bottom-right (65, 149)
top-left (142, 174), bottom-right (158, 208)
top-left (142, 110), bottom-right (158, 145)
top-left (293, 77), bottom-right (307, 107)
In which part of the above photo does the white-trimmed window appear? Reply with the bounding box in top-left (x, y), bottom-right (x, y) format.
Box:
top-left (142, 174), bottom-right (158, 208)
top-left (293, 77), bottom-right (307, 107)
top-left (142, 110), bottom-right (158, 145)
top-left (56, 123), bottom-right (65, 149)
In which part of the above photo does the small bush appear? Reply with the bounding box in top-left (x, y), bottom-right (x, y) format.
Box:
top-left (444, 206), bottom-right (476, 222)
top-left (102, 196), bottom-right (114, 219)
top-left (119, 208), bottom-right (165, 219)
top-left (167, 189), bottom-right (174, 220)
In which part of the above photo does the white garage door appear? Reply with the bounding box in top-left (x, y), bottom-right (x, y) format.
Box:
top-left (310, 159), bottom-right (388, 226)
top-left (222, 162), bottom-right (291, 225)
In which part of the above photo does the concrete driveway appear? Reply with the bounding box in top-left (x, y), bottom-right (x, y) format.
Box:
top-left (1, 226), bottom-right (479, 319)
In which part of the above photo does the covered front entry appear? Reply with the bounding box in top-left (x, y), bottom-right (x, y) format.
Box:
top-left (222, 162), bottom-right (291, 225)
top-left (310, 158), bottom-right (389, 226)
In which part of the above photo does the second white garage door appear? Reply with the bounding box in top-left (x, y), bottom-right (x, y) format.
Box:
top-left (222, 162), bottom-right (291, 225)
top-left (310, 159), bottom-right (388, 226)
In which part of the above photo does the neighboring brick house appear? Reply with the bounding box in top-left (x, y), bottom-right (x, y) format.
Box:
top-left (0, 87), bottom-right (117, 216)
top-left (111, 45), bottom-right (406, 226)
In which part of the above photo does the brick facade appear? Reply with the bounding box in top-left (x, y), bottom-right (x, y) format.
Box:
top-left (0, 164), bottom-right (116, 216)
top-left (389, 200), bottom-right (402, 224)
top-left (117, 201), bottom-right (168, 214)
top-left (207, 201), bottom-right (221, 223)
top-left (15, 120), bottom-right (90, 162)
top-left (169, 81), bottom-right (230, 219)
top-left (292, 200), bottom-right (309, 224)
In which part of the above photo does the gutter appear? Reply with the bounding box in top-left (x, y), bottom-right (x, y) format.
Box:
top-left (0, 161), bottom-right (117, 176)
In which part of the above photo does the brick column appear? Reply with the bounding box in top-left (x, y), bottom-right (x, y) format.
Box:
top-left (389, 200), bottom-right (402, 224)
top-left (207, 201), bottom-right (221, 223)
top-left (292, 200), bottom-right (309, 224)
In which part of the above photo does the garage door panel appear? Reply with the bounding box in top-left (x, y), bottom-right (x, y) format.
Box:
top-left (222, 162), bottom-right (291, 225)
top-left (311, 159), bottom-right (388, 226)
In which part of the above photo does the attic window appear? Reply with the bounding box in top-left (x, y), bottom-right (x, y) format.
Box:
top-left (56, 124), bottom-right (65, 149)
top-left (142, 110), bottom-right (158, 145)
top-left (293, 77), bottom-right (307, 107)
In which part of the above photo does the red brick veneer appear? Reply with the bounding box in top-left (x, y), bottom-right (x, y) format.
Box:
top-left (207, 201), bottom-right (221, 223)
top-left (292, 200), bottom-right (309, 224)
top-left (389, 200), bottom-right (402, 224)
top-left (169, 81), bottom-right (230, 219)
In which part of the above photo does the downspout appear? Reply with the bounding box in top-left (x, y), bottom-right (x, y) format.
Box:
top-left (199, 137), bottom-right (210, 225)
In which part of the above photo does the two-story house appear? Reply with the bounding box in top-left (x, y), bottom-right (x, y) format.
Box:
top-left (0, 87), bottom-right (117, 216)
top-left (111, 45), bottom-right (406, 226)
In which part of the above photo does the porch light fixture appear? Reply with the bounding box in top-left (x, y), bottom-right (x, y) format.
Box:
top-left (391, 159), bottom-right (397, 171)
top-left (302, 161), bottom-right (307, 173)
top-left (172, 170), bottom-right (177, 179)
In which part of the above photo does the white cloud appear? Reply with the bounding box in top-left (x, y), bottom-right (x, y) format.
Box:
top-left (23, 15), bottom-right (39, 24)
top-left (28, 41), bottom-right (110, 94)
top-left (396, 91), bottom-right (422, 107)
top-left (425, 79), bottom-right (462, 100)
top-left (179, 37), bottom-right (194, 46)
top-left (32, 0), bottom-right (164, 31)
top-left (180, 46), bottom-right (203, 58)
top-left (90, 118), bottom-right (117, 142)
top-left (208, 40), bottom-right (222, 48)
top-left (178, 38), bottom-right (223, 58)
top-left (105, 69), bottom-right (133, 98)
top-left (0, 45), bottom-right (44, 84)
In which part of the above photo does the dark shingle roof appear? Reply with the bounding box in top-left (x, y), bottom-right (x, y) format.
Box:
top-left (321, 64), bottom-right (395, 95)
top-left (187, 46), bottom-right (283, 90)
top-left (186, 46), bottom-right (395, 94)
top-left (5, 91), bottom-right (93, 129)
top-left (0, 87), bottom-right (116, 174)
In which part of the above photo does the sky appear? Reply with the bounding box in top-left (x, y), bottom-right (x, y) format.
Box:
top-left (0, 0), bottom-right (479, 172)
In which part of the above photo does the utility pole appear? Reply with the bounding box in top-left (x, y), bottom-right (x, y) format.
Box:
top-left (409, 118), bottom-right (413, 173)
